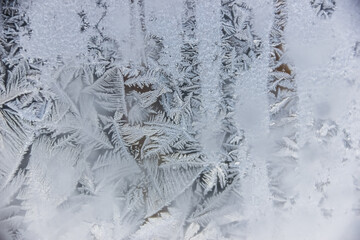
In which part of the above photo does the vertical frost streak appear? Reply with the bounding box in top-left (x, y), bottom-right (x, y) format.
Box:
top-left (179, 0), bottom-right (201, 120)
top-left (267, 0), bottom-right (299, 208)
top-left (219, 0), bottom-right (261, 164)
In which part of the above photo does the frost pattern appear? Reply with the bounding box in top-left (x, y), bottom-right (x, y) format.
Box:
top-left (267, 0), bottom-right (298, 208)
top-left (310, 0), bottom-right (336, 18)
top-left (1, 0), bottom-right (360, 239)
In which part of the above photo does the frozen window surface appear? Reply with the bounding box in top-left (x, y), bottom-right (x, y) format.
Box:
top-left (0, 0), bottom-right (360, 239)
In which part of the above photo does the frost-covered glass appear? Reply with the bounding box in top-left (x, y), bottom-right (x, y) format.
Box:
top-left (0, 0), bottom-right (359, 239)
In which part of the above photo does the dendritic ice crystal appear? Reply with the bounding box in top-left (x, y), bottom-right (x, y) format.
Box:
top-left (0, 0), bottom-right (360, 239)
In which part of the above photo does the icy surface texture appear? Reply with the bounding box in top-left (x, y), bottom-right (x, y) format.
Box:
top-left (0, 0), bottom-right (360, 239)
